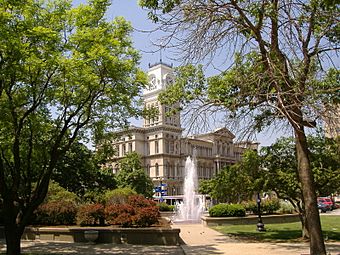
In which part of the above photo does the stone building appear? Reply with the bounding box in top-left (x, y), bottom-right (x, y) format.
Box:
top-left (324, 105), bottom-right (340, 139)
top-left (108, 62), bottom-right (258, 198)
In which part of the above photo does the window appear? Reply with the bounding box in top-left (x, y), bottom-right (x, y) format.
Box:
top-left (170, 141), bottom-right (174, 153)
top-left (165, 141), bottom-right (169, 153)
top-left (146, 142), bottom-right (150, 155)
top-left (146, 164), bottom-right (150, 176)
top-left (122, 144), bottom-right (126, 156)
top-left (155, 140), bottom-right (159, 154)
top-left (155, 163), bottom-right (159, 177)
top-left (165, 162), bottom-right (169, 177)
top-left (128, 143), bottom-right (133, 152)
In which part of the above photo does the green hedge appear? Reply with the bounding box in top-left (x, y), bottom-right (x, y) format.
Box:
top-left (243, 199), bottom-right (281, 214)
top-left (157, 202), bottom-right (175, 212)
top-left (209, 204), bottom-right (246, 217)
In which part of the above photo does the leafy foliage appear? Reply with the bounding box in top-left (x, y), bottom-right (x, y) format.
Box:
top-left (104, 195), bottom-right (159, 227)
top-left (209, 204), bottom-right (246, 217)
top-left (0, 0), bottom-right (145, 253)
top-left (157, 202), bottom-right (175, 212)
top-left (44, 181), bottom-right (79, 203)
top-left (199, 150), bottom-right (262, 203)
top-left (261, 135), bottom-right (340, 207)
top-left (104, 187), bottom-right (137, 205)
top-left (140, 1), bottom-right (339, 250)
top-left (115, 152), bottom-right (154, 197)
top-left (76, 203), bottom-right (105, 226)
top-left (52, 142), bottom-right (116, 197)
top-left (105, 204), bottom-right (135, 227)
top-left (34, 201), bottom-right (77, 225)
top-left (243, 199), bottom-right (281, 215)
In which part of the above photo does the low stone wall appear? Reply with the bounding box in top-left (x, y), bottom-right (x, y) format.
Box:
top-left (0, 226), bottom-right (181, 245)
top-left (202, 214), bottom-right (300, 226)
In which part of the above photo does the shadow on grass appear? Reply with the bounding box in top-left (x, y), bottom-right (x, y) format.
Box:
top-left (227, 228), bottom-right (340, 243)
top-left (227, 229), bottom-right (305, 242)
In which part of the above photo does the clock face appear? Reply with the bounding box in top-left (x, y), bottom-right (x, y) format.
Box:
top-left (148, 75), bottom-right (157, 90)
top-left (165, 74), bottom-right (175, 86)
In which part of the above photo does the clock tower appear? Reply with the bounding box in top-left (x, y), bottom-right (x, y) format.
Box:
top-left (143, 62), bottom-right (179, 128)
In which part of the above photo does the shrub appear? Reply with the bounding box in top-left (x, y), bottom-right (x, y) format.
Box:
top-left (76, 203), bottom-right (105, 226)
top-left (209, 204), bottom-right (246, 217)
top-left (242, 201), bottom-right (257, 213)
top-left (105, 204), bottom-right (135, 227)
top-left (277, 200), bottom-right (296, 214)
top-left (157, 202), bottom-right (175, 212)
top-left (262, 199), bottom-right (280, 214)
top-left (34, 200), bottom-right (77, 225)
top-left (104, 195), bottom-right (159, 227)
top-left (82, 190), bottom-right (103, 204)
top-left (128, 194), bottom-right (156, 208)
top-left (243, 199), bottom-right (281, 215)
top-left (133, 206), bottom-right (159, 227)
top-left (46, 181), bottom-right (79, 203)
top-left (104, 187), bottom-right (137, 205)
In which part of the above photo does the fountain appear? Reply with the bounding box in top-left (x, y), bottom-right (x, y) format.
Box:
top-left (173, 155), bottom-right (204, 223)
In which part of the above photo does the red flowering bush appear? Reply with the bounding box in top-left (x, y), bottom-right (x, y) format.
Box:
top-left (76, 203), bottom-right (105, 226)
top-left (104, 195), bottom-right (159, 227)
top-left (128, 195), bottom-right (157, 208)
top-left (34, 200), bottom-right (77, 225)
top-left (105, 204), bottom-right (135, 227)
top-left (133, 206), bottom-right (159, 227)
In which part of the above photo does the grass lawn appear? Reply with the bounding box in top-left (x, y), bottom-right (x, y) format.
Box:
top-left (211, 215), bottom-right (340, 242)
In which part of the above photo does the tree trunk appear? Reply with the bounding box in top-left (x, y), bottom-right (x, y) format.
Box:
top-left (4, 223), bottom-right (23, 255)
top-left (295, 127), bottom-right (326, 255)
top-left (299, 212), bottom-right (310, 239)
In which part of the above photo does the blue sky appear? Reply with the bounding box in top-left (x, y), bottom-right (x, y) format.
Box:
top-left (73, 0), bottom-right (292, 146)
top-left (74, 0), bottom-right (161, 69)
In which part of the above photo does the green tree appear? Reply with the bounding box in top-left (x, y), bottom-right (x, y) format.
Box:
top-left (260, 135), bottom-right (340, 237)
top-left (199, 150), bottom-right (262, 203)
top-left (200, 136), bottom-right (340, 238)
top-left (139, 1), bottom-right (339, 254)
top-left (115, 152), bottom-right (154, 198)
top-left (52, 141), bottom-right (116, 197)
top-left (0, 0), bottom-right (145, 254)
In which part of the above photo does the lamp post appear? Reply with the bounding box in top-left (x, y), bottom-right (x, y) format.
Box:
top-left (256, 192), bottom-right (266, 232)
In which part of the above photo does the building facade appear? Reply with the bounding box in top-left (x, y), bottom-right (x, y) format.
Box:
top-left (324, 104), bottom-right (340, 139)
top-left (109, 62), bottom-right (258, 197)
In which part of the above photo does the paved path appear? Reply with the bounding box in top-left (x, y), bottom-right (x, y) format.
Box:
top-left (173, 223), bottom-right (340, 255)
top-left (1, 222), bottom-right (340, 255)
top-left (0, 241), bottom-right (184, 255)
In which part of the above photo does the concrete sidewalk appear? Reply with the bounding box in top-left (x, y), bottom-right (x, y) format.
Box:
top-left (173, 223), bottom-right (340, 255)
top-left (0, 240), bottom-right (185, 255)
top-left (1, 223), bottom-right (340, 255)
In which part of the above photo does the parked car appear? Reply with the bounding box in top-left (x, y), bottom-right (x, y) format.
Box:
top-left (317, 197), bottom-right (334, 210)
top-left (318, 202), bottom-right (331, 213)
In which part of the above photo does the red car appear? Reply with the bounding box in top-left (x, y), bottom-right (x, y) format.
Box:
top-left (317, 197), bottom-right (334, 210)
